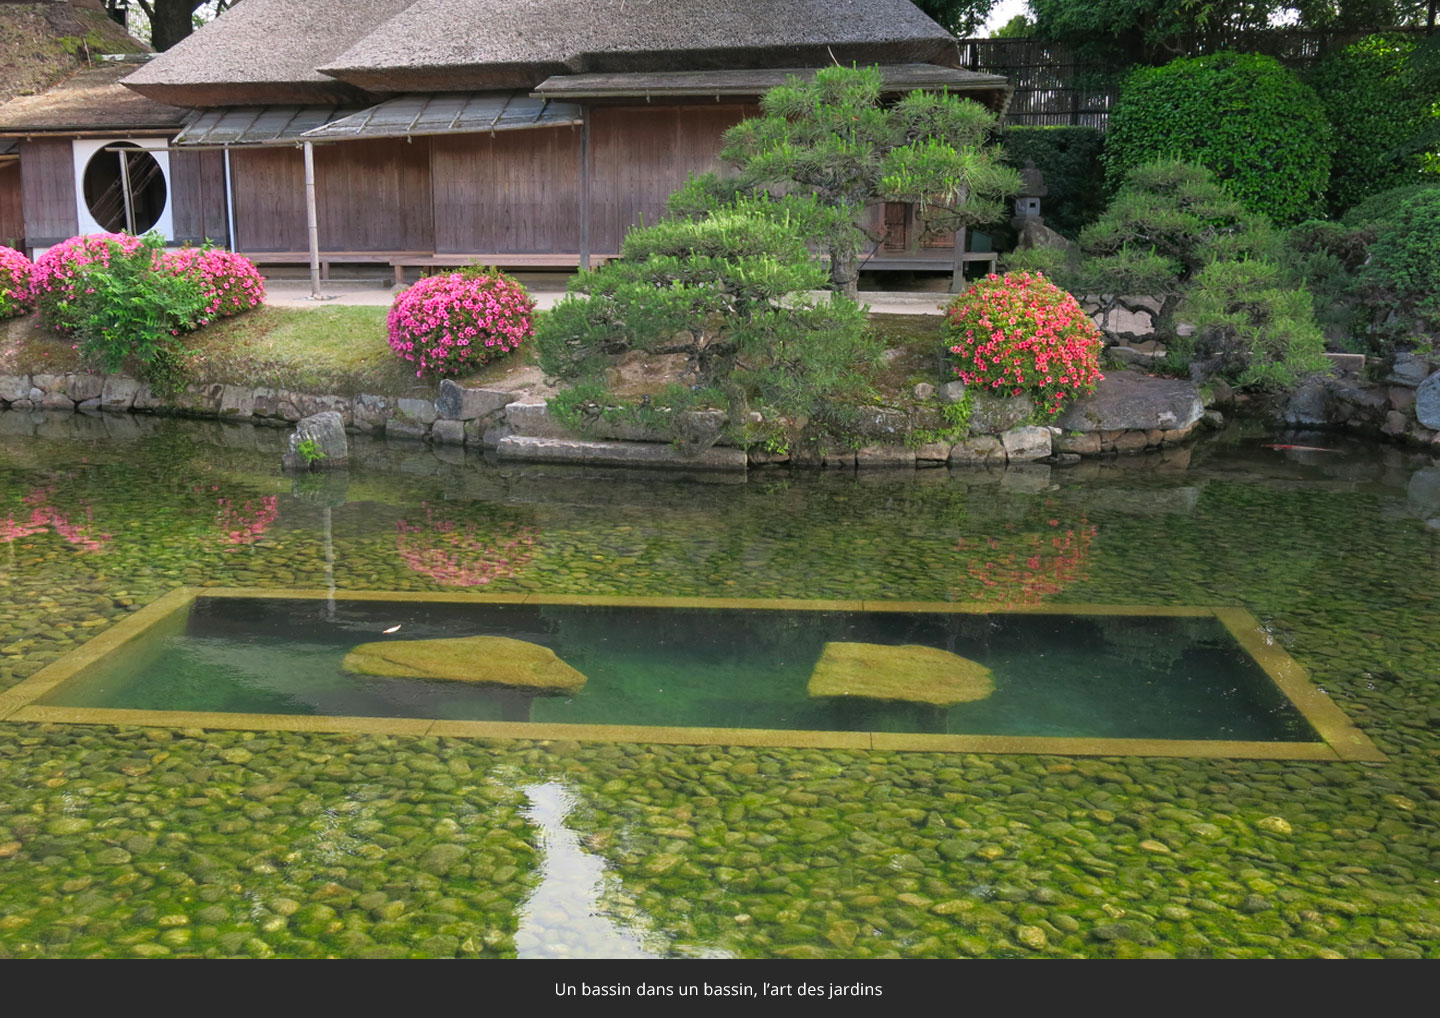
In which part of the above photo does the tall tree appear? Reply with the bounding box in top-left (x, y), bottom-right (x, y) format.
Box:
top-left (133, 1), bottom-right (237, 52)
top-left (910, 0), bottom-right (1002, 36)
top-left (715, 65), bottom-right (1019, 297)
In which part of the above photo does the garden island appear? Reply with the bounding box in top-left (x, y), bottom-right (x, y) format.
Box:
top-left (0, 0), bottom-right (1437, 961)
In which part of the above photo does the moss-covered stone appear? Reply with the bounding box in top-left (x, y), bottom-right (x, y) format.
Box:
top-left (807, 642), bottom-right (994, 706)
top-left (342, 636), bottom-right (586, 692)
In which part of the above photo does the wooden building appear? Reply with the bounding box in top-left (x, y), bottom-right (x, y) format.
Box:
top-left (0, 0), bottom-right (1010, 280)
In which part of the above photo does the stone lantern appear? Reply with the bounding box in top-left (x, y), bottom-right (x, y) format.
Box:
top-left (1013, 161), bottom-right (1047, 225)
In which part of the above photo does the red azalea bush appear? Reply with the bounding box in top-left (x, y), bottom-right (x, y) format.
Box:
top-left (943, 271), bottom-right (1105, 417)
top-left (162, 246), bottom-right (266, 325)
top-left (387, 269), bottom-right (534, 377)
top-left (0, 245), bottom-right (33, 318)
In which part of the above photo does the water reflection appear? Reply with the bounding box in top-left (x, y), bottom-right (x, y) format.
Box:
top-left (514, 781), bottom-right (666, 959)
top-left (395, 502), bottom-right (539, 587)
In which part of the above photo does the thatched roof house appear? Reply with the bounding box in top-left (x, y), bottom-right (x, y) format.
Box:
top-left (1, 0), bottom-right (1009, 281)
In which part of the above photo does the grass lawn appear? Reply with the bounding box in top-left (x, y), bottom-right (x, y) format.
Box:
top-left (1, 306), bottom-right (950, 402)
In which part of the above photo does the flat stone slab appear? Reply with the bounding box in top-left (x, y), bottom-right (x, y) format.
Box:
top-left (343, 635), bottom-right (586, 693)
top-left (497, 435), bottom-right (747, 471)
top-left (1055, 372), bottom-right (1203, 433)
top-left (808, 642), bottom-right (994, 707)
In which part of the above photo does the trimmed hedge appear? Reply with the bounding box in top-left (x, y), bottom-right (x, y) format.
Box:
top-left (1308, 34), bottom-right (1440, 217)
top-left (1341, 182), bottom-right (1440, 228)
top-left (1364, 189), bottom-right (1440, 329)
top-left (999, 126), bottom-right (1107, 238)
top-left (1105, 52), bottom-right (1332, 225)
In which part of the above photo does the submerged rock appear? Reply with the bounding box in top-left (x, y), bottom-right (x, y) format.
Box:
top-left (342, 635), bottom-right (587, 692)
top-left (807, 642), bottom-right (994, 706)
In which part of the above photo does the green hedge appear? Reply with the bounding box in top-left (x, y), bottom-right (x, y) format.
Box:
top-left (999, 125), bottom-right (1108, 238)
top-left (1340, 182), bottom-right (1440, 228)
top-left (1105, 52), bottom-right (1332, 225)
top-left (1307, 34), bottom-right (1440, 217)
top-left (1364, 189), bottom-right (1440, 329)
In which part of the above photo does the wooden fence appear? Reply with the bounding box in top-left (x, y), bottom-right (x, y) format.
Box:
top-left (961, 26), bottom-right (1434, 129)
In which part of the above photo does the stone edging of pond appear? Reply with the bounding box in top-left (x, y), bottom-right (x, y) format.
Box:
top-left (3, 363), bottom-right (1435, 473)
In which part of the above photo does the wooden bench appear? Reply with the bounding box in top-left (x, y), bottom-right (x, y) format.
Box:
top-left (240, 251), bottom-right (430, 281)
top-left (390, 253), bottom-right (623, 286)
top-left (861, 251), bottom-right (999, 275)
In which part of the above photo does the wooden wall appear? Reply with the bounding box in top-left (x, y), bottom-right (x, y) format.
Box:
top-left (0, 162), bottom-right (22, 250)
top-left (169, 149), bottom-right (229, 247)
top-left (589, 104), bottom-right (751, 254)
top-left (225, 103), bottom-right (750, 256)
top-left (18, 139), bottom-right (77, 248)
top-left (431, 129), bottom-right (580, 254)
top-left (231, 139), bottom-right (434, 252)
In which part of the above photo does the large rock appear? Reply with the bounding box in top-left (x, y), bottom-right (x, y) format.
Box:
top-left (283, 410), bottom-right (349, 471)
top-left (435, 379), bottom-right (516, 421)
top-left (807, 642), bottom-right (994, 707)
top-left (343, 636), bottom-right (586, 692)
top-left (1388, 352), bottom-right (1434, 387)
top-left (99, 376), bottom-right (141, 412)
top-left (1055, 372), bottom-right (1203, 433)
top-left (1416, 371), bottom-right (1440, 431)
top-left (0, 375), bottom-right (28, 403)
top-left (949, 435), bottom-right (1006, 466)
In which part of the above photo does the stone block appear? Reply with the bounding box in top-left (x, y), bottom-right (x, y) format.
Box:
top-left (1055, 432), bottom-right (1101, 456)
top-left (64, 373), bottom-right (104, 401)
top-left (99, 376), bottom-right (140, 412)
top-left (1000, 425), bottom-right (1051, 462)
top-left (353, 394), bottom-right (396, 433)
top-left (218, 384), bottom-right (255, 419)
top-left (856, 444), bottom-right (916, 469)
top-left (0, 374), bottom-right (29, 403)
top-left (913, 441), bottom-right (952, 462)
top-left (496, 435), bottom-right (747, 471)
top-left (431, 419), bottom-right (465, 445)
top-left (969, 393), bottom-right (1034, 435)
top-left (395, 397), bottom-right (437, 426)
top-left (435, 378), bottom-right (517, 421)
top-left (949, 435), bottom-right (1006, 466)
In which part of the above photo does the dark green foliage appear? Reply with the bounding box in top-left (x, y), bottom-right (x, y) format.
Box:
top-left (717, 64), bottom-right (1018, 295)
top-left (910, 0), bottom-right (1000, 35)
top-left (1307, 34), bottom-right (1440, 215)
top-left (1008, 161), bottom-right (1277, 340)
top-left (1105, 53), bottom-right (1333, 224)
top-left (999, 126), bottom-right (1108, 238)
top-left (1363, 189), bottom-right (1440, 330)
top-left (534, 199), bottom-right (881, 446)
top-left (1280, 219), bottom-right (1379, 349)
top-left (1341, 182), bottom-right (1440, 227)
top-left (68, 234), bottom-right (206, 397)
top-left (1174, 259), bottom-right (1331, 390)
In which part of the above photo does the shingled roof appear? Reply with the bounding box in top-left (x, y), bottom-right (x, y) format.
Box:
top-left (125, 0), bottom-right (964, 107)
top-left (0, 0), bottom-right (148, 105)
top-left (0, 62), bottom-right (187, 134)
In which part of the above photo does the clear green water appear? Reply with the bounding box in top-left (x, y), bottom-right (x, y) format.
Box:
top-left (1, 412), bottom-right (1438, 959)
top-left (44, 597), bottom-right (1314, 742)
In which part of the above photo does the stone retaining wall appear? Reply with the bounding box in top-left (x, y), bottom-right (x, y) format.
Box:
top-left (0, 367), bottom-right (1274, 474)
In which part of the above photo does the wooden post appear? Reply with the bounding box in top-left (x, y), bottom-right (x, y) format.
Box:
top-left (578, 107), bottom-right (591, 272)
top-left (950, 225), bottom-right (967, 293)
top-left (303, 141), bottom-right (321, 300)
top-left (117, 149), bottom-right (136, 234)
top-left (223, 147), bottom-right (237, 252)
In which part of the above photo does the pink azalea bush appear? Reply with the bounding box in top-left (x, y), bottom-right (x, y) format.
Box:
top-left (387, 269), bottom-right (534, 377)
top-left (943, 271), bottom-right (1105, 417)
top-left (29, 232), bottom-right (148, 330)
top-left (0, 245), bottom-right (32, 318)
top-left (162, 246), bottom-right (266, 325)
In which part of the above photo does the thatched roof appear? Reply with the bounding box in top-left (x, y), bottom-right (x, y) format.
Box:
top-left (0, 61), bottom-right (187, 133)
top-left (126, 0), bottom-right (965, 106)
top-left (321, 0), bottom-right (962, 93)
top-left (121, 0), bottom-right (418, 107)
top-left (0, 0), bottom-right (148, 104)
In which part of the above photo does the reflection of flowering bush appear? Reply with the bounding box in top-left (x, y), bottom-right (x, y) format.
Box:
top-left (387, 269), bottom-right (534, 377)
top-left (396, 503), bottom-right (538, 586)
top-left (0, 245), bottom-right (32, 318)
top-left (952, 516), bottom-right (1097, 608)
top-left (214, 495), bottom-right (278, 546)
top-left (1, 487), bottom-right (111, 554)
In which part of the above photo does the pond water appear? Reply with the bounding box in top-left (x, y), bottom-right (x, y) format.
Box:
top-left (0, 410), bottom-right (1437, 959)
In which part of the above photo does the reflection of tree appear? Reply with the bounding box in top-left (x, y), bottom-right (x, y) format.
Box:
top-left (395, 502), bottom-right (538, 587)
top-left (951, 516), bottom-right (1098, 609)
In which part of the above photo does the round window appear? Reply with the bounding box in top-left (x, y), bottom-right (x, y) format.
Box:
top-left (82, 142), bottom-right (167, 233)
